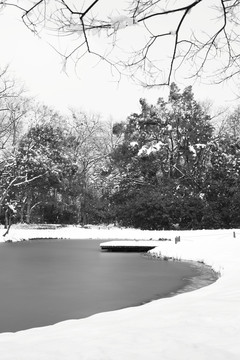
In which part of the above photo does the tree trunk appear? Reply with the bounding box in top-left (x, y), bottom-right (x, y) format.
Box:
top-left (76, 198), bottom-right (81, 224)
top-left (81, 199), bottom-right (87, 225)
top-left (3, 208), bottom-right (12, 237)
top-left (20, 202), bottom-right (27, 223)
top-left (26, 198), bottom-right (32, 224)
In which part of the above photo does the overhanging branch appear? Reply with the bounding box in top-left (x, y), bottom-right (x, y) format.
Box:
top-left (0, 0), bottom-right (240, 87)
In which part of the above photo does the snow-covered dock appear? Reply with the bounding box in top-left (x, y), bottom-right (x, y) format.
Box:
top-left (100, 240), bottom-right (170, 252)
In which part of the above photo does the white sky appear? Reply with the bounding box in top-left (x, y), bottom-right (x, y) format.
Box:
top-left (0, 3), bottom-right (239, 122)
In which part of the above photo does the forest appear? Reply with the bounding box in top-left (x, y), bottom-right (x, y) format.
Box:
top-left (1, 69), bottom-right (240, 230)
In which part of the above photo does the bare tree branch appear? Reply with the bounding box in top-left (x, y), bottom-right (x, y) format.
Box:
top-left (1, 0), bottom-right (240, 87)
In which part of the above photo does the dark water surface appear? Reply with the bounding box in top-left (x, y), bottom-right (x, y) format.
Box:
top-left (0, 239), bottom-right (211, 333)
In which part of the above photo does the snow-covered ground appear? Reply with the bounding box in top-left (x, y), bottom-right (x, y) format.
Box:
top-left (0, 226), bottom-right (240, 360)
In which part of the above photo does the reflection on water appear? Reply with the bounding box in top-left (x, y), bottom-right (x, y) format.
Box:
top-left (0, 239), bottom-right (203, 333)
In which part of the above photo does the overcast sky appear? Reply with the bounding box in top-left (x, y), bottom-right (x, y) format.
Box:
top-left (0, 3), bottom-right (239, 122)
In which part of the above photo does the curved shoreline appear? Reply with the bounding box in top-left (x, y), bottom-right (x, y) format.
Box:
top-left (0, 236), bottom-right (219, 334)
top-left (1, 232), bottom-right (221, 300)
top-left (0, 227), bottom-right (239, 360)
top-left (3, 234), bottom-right (220, 299)
top-left (142, 253), bottom-right (220, 299)
top-left (0, 238), bottom-right (218, 333)
top-left (167, 260), bottom-right (220, 296)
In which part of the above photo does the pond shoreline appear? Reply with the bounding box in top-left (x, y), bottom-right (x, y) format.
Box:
top-left (1, 228), bottom-right (220, 301)
top-left (0, 228), bottom-right (239, 360)
top-left (0, 238), bottom-right (210, 333)
top-left (1, 233), bottom-right (220, 319)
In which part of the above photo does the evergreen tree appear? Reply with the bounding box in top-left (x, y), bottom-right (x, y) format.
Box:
top-left (109, 83), bottom-right (214, 229)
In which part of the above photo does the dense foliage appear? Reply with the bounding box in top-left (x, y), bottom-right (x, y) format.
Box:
top-left (1, 70), bottom-right (240, 230)
top-left (107, 84), bottom-right (240, 229)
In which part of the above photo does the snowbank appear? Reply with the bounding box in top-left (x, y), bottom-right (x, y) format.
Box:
top-left (0, 227), bottom-right (240, 360)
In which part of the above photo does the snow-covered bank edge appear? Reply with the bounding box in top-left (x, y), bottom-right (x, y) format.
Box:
top-left (144, 254), bottom-right (220, 297)
top-left (0, 227), bottom-right (240, 360)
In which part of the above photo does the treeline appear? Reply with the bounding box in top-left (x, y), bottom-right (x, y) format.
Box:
top-left (1, 69), bottom-right (240, 230)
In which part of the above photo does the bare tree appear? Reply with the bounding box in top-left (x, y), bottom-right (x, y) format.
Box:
top-left (0, 67), bottom-right (32, 234)
top-left (66, 111), bottom-right (109, 223)
top-left (0, 1), bottom-right (239, 87)
top-left (0, 66), bottom-right (28, 152)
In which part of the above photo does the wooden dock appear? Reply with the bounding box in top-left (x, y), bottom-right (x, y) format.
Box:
top-left (100, 240), bottom-right (166, 252)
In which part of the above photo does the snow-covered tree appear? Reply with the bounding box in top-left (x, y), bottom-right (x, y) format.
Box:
top-left (108, 83), bottom-right (214, 229)
top-left (111, 83), bottom-right (213, 188)
top-left (9, 122), bottom-right (76, 224)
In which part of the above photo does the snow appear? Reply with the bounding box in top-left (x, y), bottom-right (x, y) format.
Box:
top-left (100, 239), bottom-right (170, 248)
top-left (138, 141), bottom-right (165, 156)
top-left (189, 145), bottom-right (197, 157)
top-left (0, 226), bottom-right (240, 359)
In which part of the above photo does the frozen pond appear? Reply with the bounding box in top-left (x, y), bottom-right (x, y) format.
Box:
top-left (0, 239), bottom-right (206, 333)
